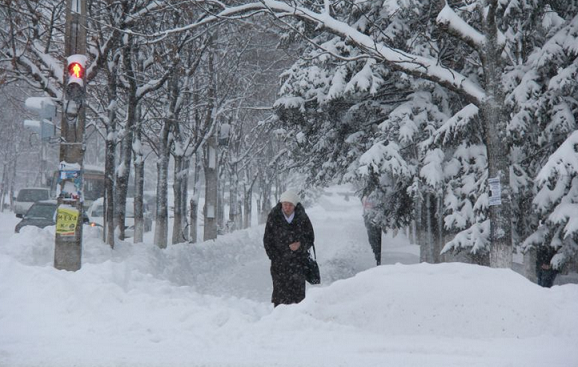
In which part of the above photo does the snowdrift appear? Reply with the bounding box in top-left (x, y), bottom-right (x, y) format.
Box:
top-left (1, 210), bottom-right (577, 367)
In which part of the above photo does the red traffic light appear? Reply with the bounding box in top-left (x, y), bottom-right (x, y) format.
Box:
top-left (68, 62), bottom-right (84, 79)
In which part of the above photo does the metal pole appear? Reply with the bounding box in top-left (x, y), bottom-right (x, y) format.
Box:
top-left (54, 0), bottom-right (87, 271)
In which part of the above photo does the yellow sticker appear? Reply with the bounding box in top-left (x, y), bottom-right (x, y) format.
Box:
top-left (56, 207), bottom-right (79, 236)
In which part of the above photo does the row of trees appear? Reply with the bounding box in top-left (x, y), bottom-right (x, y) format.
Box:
top-left (2, 0), bottom-right (577, 274)
top-left (259, 0), bottom-right (577, 270)
top-left (0, 1), bottom-right (295, 248)
top-left (145, 0), bottom-right (575, 270)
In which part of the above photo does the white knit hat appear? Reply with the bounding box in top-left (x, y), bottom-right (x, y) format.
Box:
top-left (280, 190), bottom-right (300, 205)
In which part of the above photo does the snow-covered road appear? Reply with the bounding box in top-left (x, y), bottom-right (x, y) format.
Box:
top-left (1, 187), bottom-right (576, 367)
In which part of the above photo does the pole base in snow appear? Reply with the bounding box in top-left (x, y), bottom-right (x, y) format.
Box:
top-left (54, 234), bottom-right (82, 271)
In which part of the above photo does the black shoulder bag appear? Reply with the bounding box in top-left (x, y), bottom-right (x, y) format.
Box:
top-left (305, 244), bottom-right (321, 284)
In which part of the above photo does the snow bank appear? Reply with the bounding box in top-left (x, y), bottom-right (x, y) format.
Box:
top-left (1, 197), bottom-right (577, 367)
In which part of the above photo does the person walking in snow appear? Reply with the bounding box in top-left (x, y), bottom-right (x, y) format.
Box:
top-left (263, 190), bottom-right (315, 307)
top-left (362, 192), bottom-right (382, 266)
top-left (536, 245), bottom-right (559, 288)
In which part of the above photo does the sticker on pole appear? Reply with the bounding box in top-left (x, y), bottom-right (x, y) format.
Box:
top-left (56, 207), bottom-right (79, 236)
top-left (488, 177), bottom-right (502, 206)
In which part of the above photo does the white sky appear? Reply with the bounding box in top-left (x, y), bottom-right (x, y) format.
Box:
top-left (1, 185), bottom-right (577, 367)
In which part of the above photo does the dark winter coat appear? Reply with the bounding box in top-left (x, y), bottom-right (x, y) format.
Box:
top-left (536, 245), bottom-right (558, 272)
top-left (263, 202), bottom-right (315, 306)
top-left (536, 245), bottom-right (559, 288)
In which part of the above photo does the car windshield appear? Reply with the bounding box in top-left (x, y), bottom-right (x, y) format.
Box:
top-left (26, 204), bottom-right (56, 219)
top-left (17, 189), bottom-right (49, 202)
top-left (91, 205), bottom-right (104, 217)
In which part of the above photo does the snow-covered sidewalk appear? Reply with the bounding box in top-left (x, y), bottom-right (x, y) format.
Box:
top-left (1, 189), bottom-right (577, 367)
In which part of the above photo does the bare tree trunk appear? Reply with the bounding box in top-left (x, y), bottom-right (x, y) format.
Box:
top-left (237, 198), bottom-right (243, 230)
top-left (132, 103), bottom-right (146, 244)
top-left (260, 177), bottom-right (272, 224)
top-left (115, 139), bottom-right (132, 241)
top-left (116, 38), bottom-right (138, 241)
top-left (419, 192), bottom-right (443, 263)
top-left (190, 198), bottom-right (198, 243)
top-left (203, 52), bottom-right (218, 241)
top-left (8, 158), bottom-right (16, 211)
top-left (243, 183), bottom-right (252, 229)
top-left (0, 162), bottom-right (8, 212)
top-left (104, 126), bottom-right (116, 247)
top-left (100, 52), bottom-right (120, 248)
top-left (228, 164), bottom-right (239, 232)
top-left (204, 134), bottom-right (219, 240)
top-left (172, 155), bottom-right (184, 244)
top-left (189, 154), bottom-right (201, 243)
top-left (154, 123), bottom-right (171, 249)
top-left (274, 176), bottom-right (282, 203)
top-left (435, 193), bottom-right (444, 263)
top-left (180, 157), bottom-right (190, 242)
top-left (217, 170), bottom-right (225, 232)
top-left (415, 179), bottom-right (428, 263)
top-left (425, 193), bottom-right (434, 262)
top-left (0, 165), bottom-right (6, 212)
top-left (133, 156), bottom-right (145, 243)
top-left (423, 192), bottom-right (444, 264)
top-left (3, 154), bottom-right (18, 210)
top-left (243, 171), bottom-right (259, 229)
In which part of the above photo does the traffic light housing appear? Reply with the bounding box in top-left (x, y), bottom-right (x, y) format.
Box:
top-left (66, 55), bottom-right (87, 103)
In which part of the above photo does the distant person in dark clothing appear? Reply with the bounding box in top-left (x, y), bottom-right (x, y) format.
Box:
top-left (362, 194), bottom-right (382, 266)
top-left (536, 245), bottom-right (559, 288)
top-left (263, 190), bottom-right (315, 307)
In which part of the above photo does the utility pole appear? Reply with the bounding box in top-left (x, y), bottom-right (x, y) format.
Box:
top-left (54, 0), bottom-right (87, 271)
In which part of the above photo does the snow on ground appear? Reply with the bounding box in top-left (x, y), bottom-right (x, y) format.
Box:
top-left (0, 186), bottom-right (577, 367)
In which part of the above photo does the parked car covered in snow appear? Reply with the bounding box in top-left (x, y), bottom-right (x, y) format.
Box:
top-left (14, 200), bottom-right (90, 233)
top-left (14, 188), bottom-right (51, 217)
top-left (86, 197), bottom-right (153, 237)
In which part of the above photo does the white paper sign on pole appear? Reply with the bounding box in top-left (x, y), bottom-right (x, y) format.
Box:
top-left (488, 177), bottom-right (502, 206)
